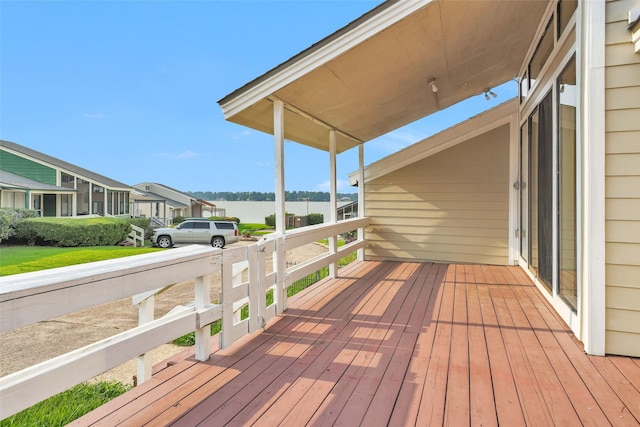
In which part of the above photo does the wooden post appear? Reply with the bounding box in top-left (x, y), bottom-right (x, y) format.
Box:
top-left (136, 295), bottom-right (154, 384)
top-left (329, 129), bottom-right (338, 278)
top-left (194, 274), bottom-right (211, 361)
top-left (220, 254), bottom-right (234, 349)
top-left (248, 244), bottom-right (260, 333)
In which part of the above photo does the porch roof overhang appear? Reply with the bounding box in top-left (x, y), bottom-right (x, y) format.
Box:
top-left (218, 0), bottom-right (550, 154)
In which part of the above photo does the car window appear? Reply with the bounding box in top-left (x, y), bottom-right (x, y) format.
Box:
top-left (214, 222), bottom-right (235, 229)
top-left (179, 222), bottom-right (195, 229)
top-left (193, 222), bottom-right (210, 229)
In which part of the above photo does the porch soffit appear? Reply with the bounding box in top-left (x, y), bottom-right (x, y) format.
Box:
top-left (218, 0), bottom-right (550, 153)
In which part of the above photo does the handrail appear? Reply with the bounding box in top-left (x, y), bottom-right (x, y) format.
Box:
top-left (0, 217), bottom-right (369, 419)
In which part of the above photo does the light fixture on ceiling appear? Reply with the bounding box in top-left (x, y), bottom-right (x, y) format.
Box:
top-left (428, 78), bottom-right (438, 93)
top-left (428, 78), bottom-right (440, 109)
top-left (483, 88), bottom-right (497, 100)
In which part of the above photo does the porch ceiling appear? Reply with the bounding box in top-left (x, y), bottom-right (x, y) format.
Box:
top-left (218, 0), bottom-right (550, 153)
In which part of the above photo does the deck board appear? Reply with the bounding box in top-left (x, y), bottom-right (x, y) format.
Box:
top-left (73, 261), bottom-right (640, 427)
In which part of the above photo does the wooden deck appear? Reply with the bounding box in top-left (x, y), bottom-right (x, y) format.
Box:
top-left (74, 261), bottom-right (640, 426)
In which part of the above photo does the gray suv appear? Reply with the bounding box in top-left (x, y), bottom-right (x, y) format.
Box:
top-left (151, 220), bottom-right (239, 248)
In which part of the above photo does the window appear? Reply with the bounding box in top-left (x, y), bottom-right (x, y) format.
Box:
top-left (529, 17), bottom-right (555, 89)
top-left (214, 222), bottom-right (235, 230)
top-left (61, 172), bottom-right (75, 189)
top-left (77, 178), bottom-right (90, 215)
top-left (557, 0), bottom-right (577, 39)
top-left (93, 184), bottom-right (105, 215)
top-left (61, 194), bottom-right (72, 216)
top-left (558, 56), bottom-right (577, 311)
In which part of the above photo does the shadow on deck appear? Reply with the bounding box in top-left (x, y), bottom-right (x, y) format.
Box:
top-left (73, 261), bottom-right (640, 426)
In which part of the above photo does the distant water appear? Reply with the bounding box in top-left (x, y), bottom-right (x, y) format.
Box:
top-left (204, 200), bottom-right (352, 224)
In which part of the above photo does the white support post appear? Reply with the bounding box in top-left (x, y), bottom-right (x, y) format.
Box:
top-left (357, 143), bottom-right (365, 261)
top-left (273, 100), bottom-right (287, 313)
top-left (329, 129), bottom-right (338, 278)
top-left (580, 0), bottom-right (606, 356)
top-left (274, 100), bottom-right (286, 235)
top-left (194, 274), bottom-right (211, 361)
top-left (136, 295), bottom-right (154, 384)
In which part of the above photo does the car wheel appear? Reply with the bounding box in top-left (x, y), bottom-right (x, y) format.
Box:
top-left (157, 236), bottom-right (172, 248)
top-left (211, 236), bottom-right (225, 248)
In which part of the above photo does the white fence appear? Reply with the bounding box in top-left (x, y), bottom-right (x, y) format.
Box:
top-left (0, 217), bottom-right (369, 419)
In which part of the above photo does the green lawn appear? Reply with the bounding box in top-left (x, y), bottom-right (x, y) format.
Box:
top-left (0, 246), bottom-right (163, 276)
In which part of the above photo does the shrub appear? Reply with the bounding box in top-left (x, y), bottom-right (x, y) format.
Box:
top-left (308, 213), bottom-right (324, 225)
top-left (14, 217), bottom-right (131, 247)
top-left (0, 208), bottom-right (37, 243)
top-left (172, 216), bottom-right (185, 225)
top-left (126, 217), bottom-right (152, 240)
top-left (265, 213), bottom-right (294, 228)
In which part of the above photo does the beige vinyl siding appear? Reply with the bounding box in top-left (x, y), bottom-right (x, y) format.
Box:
top-left (604, 0), bottom-right (640, 357)
top-left (364, 124), bottom-right (510, 264)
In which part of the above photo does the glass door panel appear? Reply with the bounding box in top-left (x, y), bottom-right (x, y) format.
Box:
top-left (528, 91), bottom-right (553, 292)
top-left (558, 57), bottom-right (577, 311)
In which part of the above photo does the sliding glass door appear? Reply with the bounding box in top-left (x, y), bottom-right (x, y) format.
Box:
top-left (528, 91), bottom-right (553, 292)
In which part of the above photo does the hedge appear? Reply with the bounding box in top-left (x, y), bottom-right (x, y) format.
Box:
top-left (14, 217), bottom-right (131, 247)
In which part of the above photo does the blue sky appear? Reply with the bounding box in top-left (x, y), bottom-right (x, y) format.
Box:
top-left (1, 0), bottom-right (516, 194)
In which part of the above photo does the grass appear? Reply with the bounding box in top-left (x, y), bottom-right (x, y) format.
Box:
top-left (0, 381), bottom-right (131, 427)
top-left (0, 246), bottom-right (163, 276)
top-left (238, 223), bottom-right (274, 236)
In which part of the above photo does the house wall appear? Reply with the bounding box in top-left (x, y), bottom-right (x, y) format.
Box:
top-left (364, 124), bottom-right (510, 264)
top-left (0, 150), bottom-right (57, 185)
top-left (604, 0), bottom-right (640, 357)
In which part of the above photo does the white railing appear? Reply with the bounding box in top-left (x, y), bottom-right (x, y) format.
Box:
top-left (126, 224), bottom-right (145, 247)
top-left (0, 216), bottom-right (369, 419)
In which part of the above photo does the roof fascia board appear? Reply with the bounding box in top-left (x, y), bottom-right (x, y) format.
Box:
top-left (351, 99), bottom-right (517, 184)
top-left (219, 0), bottom-right (433, 120)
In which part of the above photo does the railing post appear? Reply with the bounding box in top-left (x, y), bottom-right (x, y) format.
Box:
top-left (275, 235), bottom-right (287, 313)
top-left (136, 295), bottom-right (154, 384)
top-left (194, 274), bottom-right (211, 361)
top-left (329, 129), bottom-right (338, 279)
top-left (220, 251), bottom-right (234, 349)
top-left (248, 244), bottom-right (261, 333)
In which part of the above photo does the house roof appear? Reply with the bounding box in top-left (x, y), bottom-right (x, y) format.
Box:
top-left (218, 0), bottom-right (550, 153)
top-left (0, 170), bottom-right (74, 192)
top-left (0, 140), bottom-right (132, 190)
top-left (133, 182), bottom-right (197, 201)
top-left (131, 188), bottom-right (188, 208)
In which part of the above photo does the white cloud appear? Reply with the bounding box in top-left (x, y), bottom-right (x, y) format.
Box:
top-left (177, 150), bottom-right (198, 159)
top-left (83, 113), bottom-right (106, 119)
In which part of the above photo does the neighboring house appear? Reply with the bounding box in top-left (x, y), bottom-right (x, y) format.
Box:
top-left (132, 182), bottom-right (215, 225)
top-left (0, 140), bottom-right (133, 217)
top-left (219, 0), bottom-right (640, 357)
